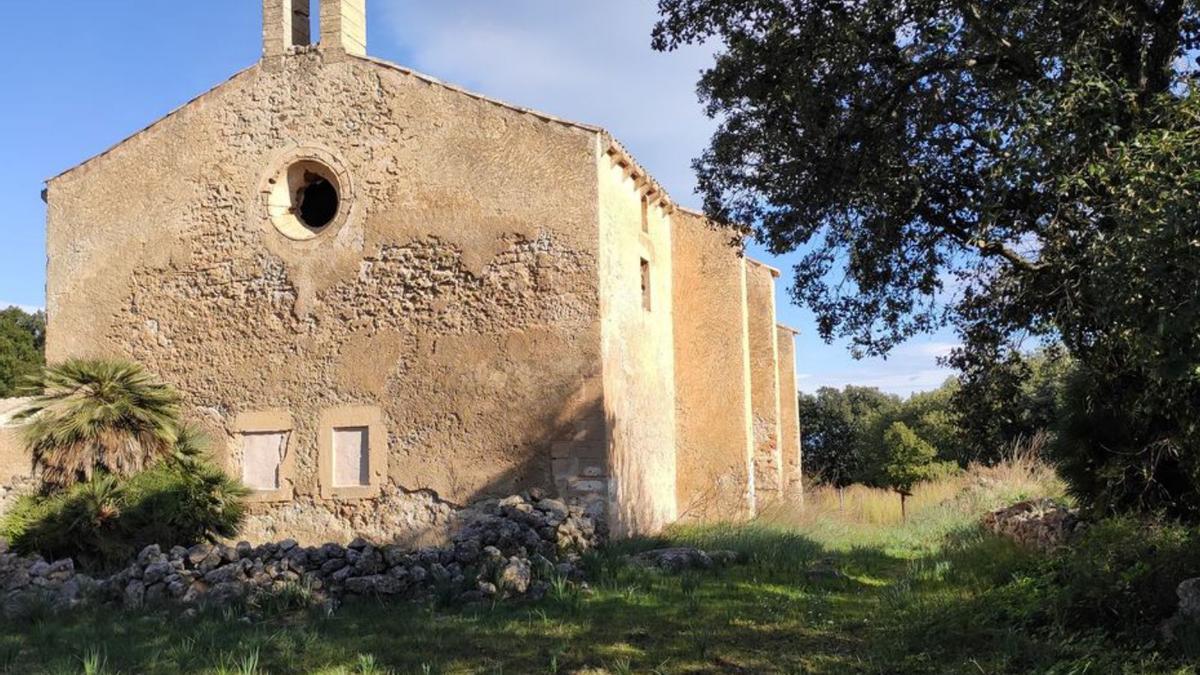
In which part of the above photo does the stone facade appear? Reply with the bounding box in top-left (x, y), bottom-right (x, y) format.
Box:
top-left (35, 1), bottom-right (802, 542)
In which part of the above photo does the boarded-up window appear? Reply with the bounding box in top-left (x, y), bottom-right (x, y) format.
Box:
top-left (242, 431), bottom-right (287, 491)
top-left (640, 258), bottom-right (652, 311)
top-left (333, 426), bottom-right (370, 487)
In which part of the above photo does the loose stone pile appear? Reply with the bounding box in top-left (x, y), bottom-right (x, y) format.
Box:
top-left (982, 498), bottom-right (1081, 551)
top-left (0, 492), bottom-right (603, 618)
top-left (630, 547), bottom-right (740, 573)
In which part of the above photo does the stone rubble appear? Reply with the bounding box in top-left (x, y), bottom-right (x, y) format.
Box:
top-left (982, 498), bottom-right (1081, 552)
top-left (629, 547), bottom-right (741, 573)
top-left (0, 493), bottom-right (603, 619)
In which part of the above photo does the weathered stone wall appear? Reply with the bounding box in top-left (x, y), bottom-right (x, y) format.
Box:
top-left (597, 145), bottom-right (677, 537)
top-left (45, 54), bottom-right (606, 545)
top-left (0, 492), bottom-right (603, 618)
top-left (745, 261), bottom-right (783, 506)
top-left (776, 326), bottom-right (803, 500)
top-left (0, 400), bottom-right (33, 511)
top-left (671, 210), bottom-right (754, 521)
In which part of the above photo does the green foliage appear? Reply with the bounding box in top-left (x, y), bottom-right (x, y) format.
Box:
top-left (1041, 97), bottom-right (1200, 520)
top-left (653, 0), bottom-right (1200, 352)
top-left (0, 306), bottom-right (44, 398)
top-left (17, 359), bottom-right (181, 488)
top-left (953, 347), bottom-right (1073, 464)
top-left (1044, 517), bottom-right (1200, 641)
top-left (858, 380), bottom-right (971, 470)
top-left (879, 422), bottom-right (938, 496)
top-left (655, 0), bottom-right (1200, 520)
top-left (802, 381), bottom-right (973, 487)
top-left (797, 385), bottom-right (899, 486)
top-left (0, 446), bottom-right (247, 570)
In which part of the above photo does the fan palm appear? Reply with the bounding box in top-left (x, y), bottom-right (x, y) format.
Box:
top-left (16, 359), bottom-right (182, 489)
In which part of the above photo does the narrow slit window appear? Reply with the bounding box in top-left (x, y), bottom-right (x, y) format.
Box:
top-left (640, 258), bottom-right (652, 312)
top-left (640, 195), bottom-right (650, 233)
top-left (333, 426), bottom-right (370, 487)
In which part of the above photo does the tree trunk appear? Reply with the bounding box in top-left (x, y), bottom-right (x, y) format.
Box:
top-left (900, 492), bottom-right (907, 522)
top-left (838, 487), bottom-right (845, 511)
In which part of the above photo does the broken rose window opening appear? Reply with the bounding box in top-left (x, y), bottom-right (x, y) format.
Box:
top-left (296, 171), bottom-right (339, 230)
top-left (264, 154), bottom-right (348, 241)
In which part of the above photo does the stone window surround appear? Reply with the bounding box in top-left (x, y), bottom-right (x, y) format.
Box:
top-left (257, 144), bottom-right (355, 246)
top-left (318, 405), bottom-right (387, 500)
top-left (231, 410), bottom-right (297, 503)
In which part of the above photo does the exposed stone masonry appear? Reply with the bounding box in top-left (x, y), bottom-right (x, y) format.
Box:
top-left (41, 0), bottom-right (805, 540)
top-left (0, 492), bottom-right (601, 619)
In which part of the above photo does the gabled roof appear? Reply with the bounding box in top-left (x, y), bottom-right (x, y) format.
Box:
top-left (46, 53), bottom-right (677, 213)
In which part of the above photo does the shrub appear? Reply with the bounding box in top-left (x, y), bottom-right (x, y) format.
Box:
top-left (1043, 516), bottom-right (1200, 641)
top-left (17, 359), bottom-right (181, 488)
top-left (0, 446), bottom-right (247, 570)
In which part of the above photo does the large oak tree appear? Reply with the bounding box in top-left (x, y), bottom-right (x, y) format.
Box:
top-left (654, 0), bottom-right (1200, 517)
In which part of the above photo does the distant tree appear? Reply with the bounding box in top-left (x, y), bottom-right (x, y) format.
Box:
top-left (799, 386), bottom-right (898, 496)
top-left (881, 422), bottom-right (938, 520)
top-left (0, 307), bottom-right (45, 397)
top-left (893, 380), bottom-right (970, 465)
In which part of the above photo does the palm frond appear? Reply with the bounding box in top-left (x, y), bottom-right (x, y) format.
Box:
top-left (17, 359), bottom-right (182, 489)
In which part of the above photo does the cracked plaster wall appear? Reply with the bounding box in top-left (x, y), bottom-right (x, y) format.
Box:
top-left (670, 211), bottom-right (755, 521)
top-left (44, 53), bottom-right (605, 544)
top-left (776, 326), bottom-right (803, 499)
top-left (597, 150), bottom-right (677, 538)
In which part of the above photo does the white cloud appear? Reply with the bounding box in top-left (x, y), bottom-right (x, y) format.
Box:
top-left (0, 302), bottom-right (42, 314)
top-left (379, 0), bottom-right (717, 203)
top-left (895, 341), bottom-right (960, 359)
top-left (799, 367), bottom-right (956, 396)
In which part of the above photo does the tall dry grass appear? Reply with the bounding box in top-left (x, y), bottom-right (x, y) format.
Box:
top-left (764, 432), bottom-right (1064, 530)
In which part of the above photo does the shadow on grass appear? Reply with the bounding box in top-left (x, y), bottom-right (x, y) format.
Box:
top-left (0, 525), bottom-right (914, 674)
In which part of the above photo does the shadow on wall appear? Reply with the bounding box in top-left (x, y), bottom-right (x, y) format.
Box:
top-left (236, 387), bottom-right (612, 548)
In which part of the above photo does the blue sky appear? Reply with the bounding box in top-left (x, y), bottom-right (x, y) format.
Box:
top-left (0, 0), bottom-right (958, 395)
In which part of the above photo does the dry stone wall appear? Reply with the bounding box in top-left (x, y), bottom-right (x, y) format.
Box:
top-left (0, 492), bottom-right (601, 619)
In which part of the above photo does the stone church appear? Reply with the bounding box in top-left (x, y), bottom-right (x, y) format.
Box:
top-left (34, 0), bottom-right (802, 543)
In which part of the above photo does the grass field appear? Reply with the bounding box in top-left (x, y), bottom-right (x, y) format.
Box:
top-left (0, 455), bottom-right (1190, 674)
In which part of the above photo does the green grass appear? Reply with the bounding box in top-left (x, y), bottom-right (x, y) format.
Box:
top-left (0, 461), bottom-right (1193, 674)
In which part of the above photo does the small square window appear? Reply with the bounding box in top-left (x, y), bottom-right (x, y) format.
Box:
top-left (640, 258), bottom-right (652, 311)
top-left (242, 431), bottom-right (288, 491)
top-left (318, 406), bottom-right (386, 499)
top-left (231, 410), bottom-right (295, 503)
top-left (333, 426), bottom-right (370, 487)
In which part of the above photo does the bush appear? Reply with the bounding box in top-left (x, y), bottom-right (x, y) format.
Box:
top-left (1052, 361), bottom-right (1200, 521)
top-left (0, 452), bottom-right (247, 570)
top-left (1043, 516), bottom-right (1200, 642)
